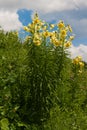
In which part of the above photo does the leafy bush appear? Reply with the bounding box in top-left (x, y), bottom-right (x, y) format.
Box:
top-left (0, 13), bottom-right (87, 130)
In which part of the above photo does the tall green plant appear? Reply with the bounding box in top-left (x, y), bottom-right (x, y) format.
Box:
top-left (0, 13), bottom-right (86, 130)
top-left (21, 13), bottom-right (75, 126)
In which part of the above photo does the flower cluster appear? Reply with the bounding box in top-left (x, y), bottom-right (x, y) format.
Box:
top-left (72, 56), bottom-right (84, 73)
top-left (23, 13), bottom-right (74, 47)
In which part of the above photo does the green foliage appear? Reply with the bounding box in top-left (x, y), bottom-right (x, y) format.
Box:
top-left (0, 118), bottom-right (9, 130)
top-left (0, 20), bottom-right (87, 130)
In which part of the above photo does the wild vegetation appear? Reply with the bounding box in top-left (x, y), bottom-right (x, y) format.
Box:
top-left (0, 13), bottom-right (87, 130)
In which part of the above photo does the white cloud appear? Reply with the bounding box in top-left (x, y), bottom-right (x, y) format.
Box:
top-left (0, 10), bottom-right (22, 31)
top-left (69, 44), bottom-right (87, 62)
top-left (0, 0), bottom-right (87, 32)
top-left (67, 18), bottom-right (87, 38)
top-left (0, 0), bottom-right (87, 13)
top-left (73, 0), bottom-right (87, 8)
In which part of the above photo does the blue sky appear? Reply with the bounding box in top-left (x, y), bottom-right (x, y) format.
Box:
top-left (0, 0), bottom-right (87, 61)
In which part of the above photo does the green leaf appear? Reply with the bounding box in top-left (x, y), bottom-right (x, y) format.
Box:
top-left (18, 122), bottom-right (26, 127)
top-left (0, 118), bottom-right (9, 130)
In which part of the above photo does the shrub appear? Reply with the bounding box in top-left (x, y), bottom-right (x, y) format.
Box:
top-left (0, 13), bottom-right (86, 130)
